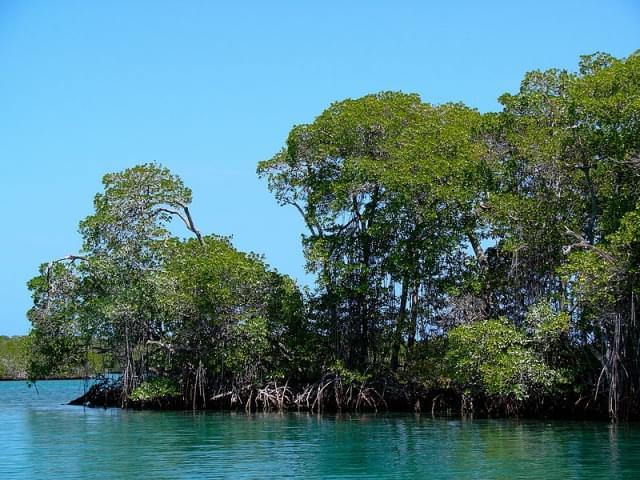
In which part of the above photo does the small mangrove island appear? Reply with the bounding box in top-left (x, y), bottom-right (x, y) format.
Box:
top-left (25, 51), bottom-right (640, 422)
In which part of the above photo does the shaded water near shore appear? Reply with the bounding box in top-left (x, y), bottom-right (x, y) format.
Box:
top-left (1, 380), bottom-right (640, 479)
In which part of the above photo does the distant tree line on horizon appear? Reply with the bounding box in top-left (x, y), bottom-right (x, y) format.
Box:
top-left (0, 335), bottom-right (104, 380)
top-left (0, 336), bottom-right (28, 379)
top-left (25, 51), bottom-right (640, 421)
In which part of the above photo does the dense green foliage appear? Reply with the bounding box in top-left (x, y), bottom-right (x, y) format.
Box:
top-left (25, 51), bottom-right (640, 420)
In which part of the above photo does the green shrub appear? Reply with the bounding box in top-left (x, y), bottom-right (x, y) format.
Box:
top-left (129, 378), bottom-right (180, 402)
top-left (447, 318), bottom-right (567, 401)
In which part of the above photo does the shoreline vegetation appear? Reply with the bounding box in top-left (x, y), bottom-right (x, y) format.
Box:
top-left (67, 374), bottom-right (605, 420)
top-left (19, 52), bottom-right (640, 421)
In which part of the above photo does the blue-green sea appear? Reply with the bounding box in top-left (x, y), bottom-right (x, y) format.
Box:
top-left (1, 380), bottom-right (640, 479)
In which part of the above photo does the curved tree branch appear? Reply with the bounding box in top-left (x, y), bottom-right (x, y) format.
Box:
top-left (563, 227), bottom-right (616, 263)
top-left (154, 206), bottom-right (205, 246)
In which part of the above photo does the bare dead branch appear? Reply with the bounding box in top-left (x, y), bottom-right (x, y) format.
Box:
top-left (562, 227), bottom-right (616, 263)
top-left (286, 199), bottom-right (323, 237)
top-left (154, 206), bottom-right (205, 246)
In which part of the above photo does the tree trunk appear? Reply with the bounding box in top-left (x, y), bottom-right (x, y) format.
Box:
top-left (391, 278), bottom-right (409, 371)
top-left (407, 281), bottom-right (419, 351)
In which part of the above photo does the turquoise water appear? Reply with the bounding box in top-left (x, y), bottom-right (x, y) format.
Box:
top-left (1, 380), bottom-right (640, 479)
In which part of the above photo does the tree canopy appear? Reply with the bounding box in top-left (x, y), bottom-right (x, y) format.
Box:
top-left (27, 164), bottom-right (308, 408)
top-left (26, 51), bottom-right (640, 420)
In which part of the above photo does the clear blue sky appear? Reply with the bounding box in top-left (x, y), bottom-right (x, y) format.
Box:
top-left (1, 1), bottom-right (638, 335)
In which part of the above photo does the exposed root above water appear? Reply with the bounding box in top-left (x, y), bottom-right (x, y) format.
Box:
top-left (67, 373), bottom-right (609, 419)
top-left (69, 373), bottom-right (440, 412)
